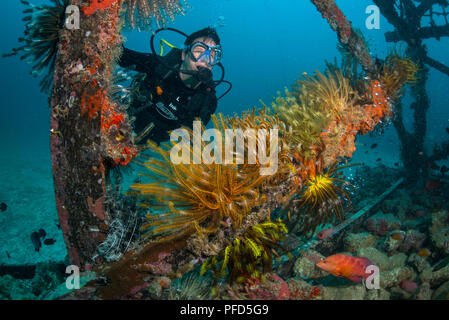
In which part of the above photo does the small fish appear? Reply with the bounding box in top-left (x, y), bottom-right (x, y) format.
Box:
top-left (441, 165), bottom-right (449, 174)
top-left (30, 232), bottom-right (42, 252)
top-left (394, 162), bottom-right (399, 166)
top-left (446, 127), bottom-right (449, 135)
top-left (0, 202), bottom-right (7, 212)
top-left (370, 143), bottom-right (378, 149)
top-left (38, 228), bottom-right (46, 238)
top-left (417, 248), bottom-right (431, 258)
top-left (6, 251), bottom-right (10, 259)
top-left (376, 158), bottom-right (382, 162)
top-left (44, 238), bottom-right (56, 245)
top-left (316, 254), bottom-right (372, 282)
top-left (317, 228), bottom-right (334, 240)
top-left (390, 232), bottom-right (405, 241)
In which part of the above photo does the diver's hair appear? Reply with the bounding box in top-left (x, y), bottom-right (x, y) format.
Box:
top-left (184, 27), bottom-right (221, 46)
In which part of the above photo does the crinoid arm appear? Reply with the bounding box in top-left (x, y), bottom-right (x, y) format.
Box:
top-left (376, 49), bottom-right (419, 100)
top-left (130, 117), bottom-right (270, 242)
top-left (3, 0), bottom-right (69, 93)
top-left (200, 219), bottom-right (288, 284)
top-left (286, 163), bottom-right (357, 237)
top-left (123, 0), bottom-right (188, 30)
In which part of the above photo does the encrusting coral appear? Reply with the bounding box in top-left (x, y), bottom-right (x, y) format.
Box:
top-left (76, 0), bottom-right (138, 166)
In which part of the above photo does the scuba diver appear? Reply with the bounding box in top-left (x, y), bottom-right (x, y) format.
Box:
top-left (118, 27), bottom-right (230, 145)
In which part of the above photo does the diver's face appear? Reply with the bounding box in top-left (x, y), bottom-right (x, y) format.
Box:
top-left (182, 36), bottom-right (217, 72)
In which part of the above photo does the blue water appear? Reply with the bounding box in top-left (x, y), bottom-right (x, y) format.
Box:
top-left (0, 0), bottom-right (448, 268)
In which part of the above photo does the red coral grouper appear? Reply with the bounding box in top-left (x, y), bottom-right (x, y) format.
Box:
top-left (316, 254), bottom-right (372, 282)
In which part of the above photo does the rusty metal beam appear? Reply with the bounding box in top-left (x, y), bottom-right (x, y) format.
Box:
top-left (50, 0), bottom-right (119, 270)
top-left (310, 0), bottom-right (376, 75)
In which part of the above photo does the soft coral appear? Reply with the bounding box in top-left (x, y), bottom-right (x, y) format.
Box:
top-left (83, 0), bottom-right (118, 16)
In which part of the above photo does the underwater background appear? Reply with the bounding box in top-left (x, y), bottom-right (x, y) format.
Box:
top-left (0, 0), bottom-right (449, 300)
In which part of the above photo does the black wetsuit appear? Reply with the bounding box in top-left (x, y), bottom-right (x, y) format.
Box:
top-left (119, 47), bottom-right (218, 144)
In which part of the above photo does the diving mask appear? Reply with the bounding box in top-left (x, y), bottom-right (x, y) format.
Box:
top-left (188, 42), bottom-right (222, 66)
